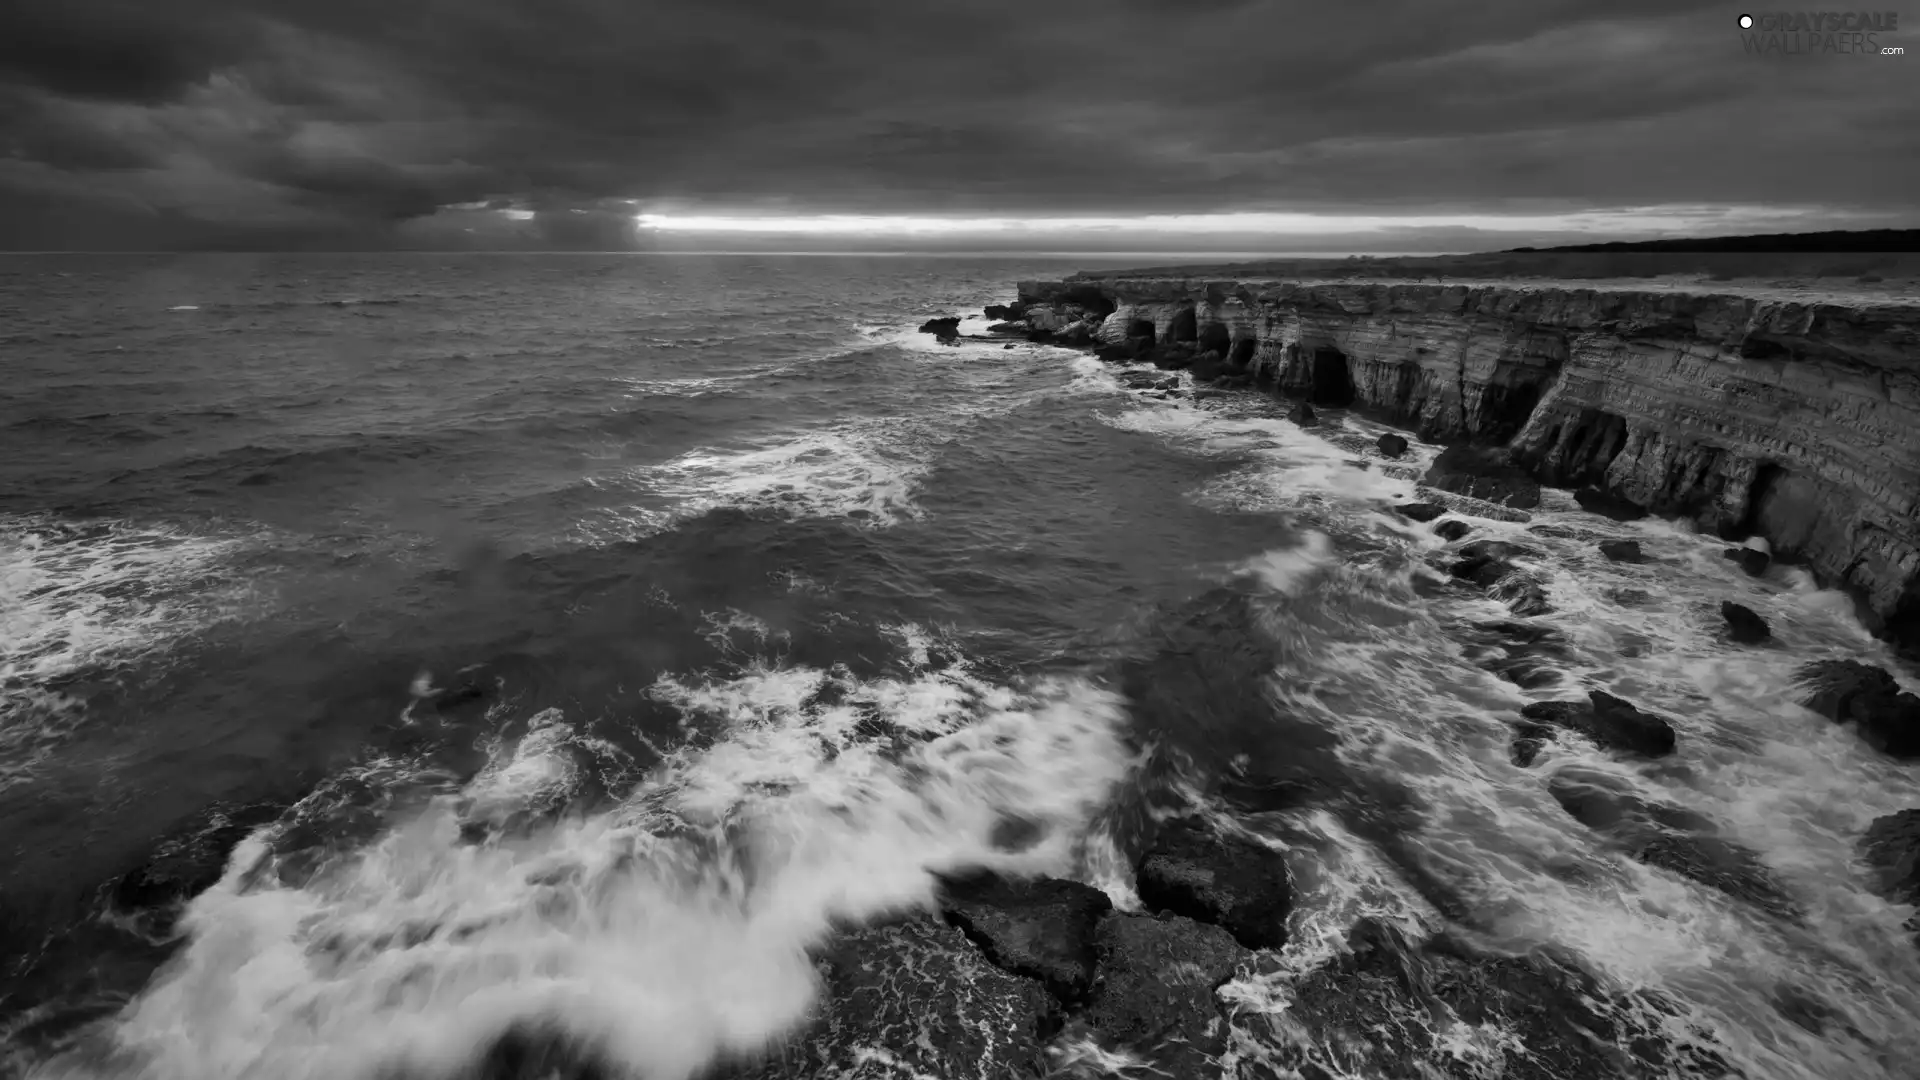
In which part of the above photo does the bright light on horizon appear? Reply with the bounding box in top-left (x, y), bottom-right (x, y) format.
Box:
top-left (633, 205), bottom-right (1868, 237)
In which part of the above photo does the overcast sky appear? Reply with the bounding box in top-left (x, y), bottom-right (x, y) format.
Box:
top-left (2, 0), bottom-right (1916, 251)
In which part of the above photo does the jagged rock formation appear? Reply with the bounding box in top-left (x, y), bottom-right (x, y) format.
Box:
top-left (1011, 278), bottom-right (1920, 651)
top-left (1862, 808), bottom-right (1920, 905)
top-left (1516, 689), bottom-right (1679, 761)
top-left (1797, 660), bottom-right (1920, 758)
top-left (736, 918), bottom-right (1055, 1080)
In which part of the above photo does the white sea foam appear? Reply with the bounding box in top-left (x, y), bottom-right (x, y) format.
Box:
top-left (0, 516), bottom-right (261, 789)
top-left (1105, 388), bottom-right (1920, 1078)
top-left (579, 332), bottom-right (1115, 540)
top-left (643, 418), bottom-right (931, 526)
top-left (48, 641), bottom-right (1136, 1080)
top-left (1100, 389), bottom-right (1412, 516)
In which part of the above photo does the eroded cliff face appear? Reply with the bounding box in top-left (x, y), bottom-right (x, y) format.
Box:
top-left (1014, 278), bottom-right (1920, 648)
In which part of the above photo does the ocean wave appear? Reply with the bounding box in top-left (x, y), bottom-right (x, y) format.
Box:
top-left (0, 515), bottom-right (264, 791)
top-left (45, 631), bottom-right (1134, 1080)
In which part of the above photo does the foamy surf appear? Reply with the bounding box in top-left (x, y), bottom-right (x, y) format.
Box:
top-left (1100, 388), bottom-right (1412, 517)
top-left (0, 516), bottom-right (261, 791)
top-left (36, 637), bottom-right (1135, 1080)
top-left (1105, 388), bottom-right (1920, 1079)
top-left (643, 419), bottom-right (931, 527)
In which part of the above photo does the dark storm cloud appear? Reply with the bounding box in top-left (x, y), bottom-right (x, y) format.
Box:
top-left (1, 0), bottom-right (1915, 248)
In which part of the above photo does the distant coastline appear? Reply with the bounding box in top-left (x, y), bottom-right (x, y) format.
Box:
top-left (1064, 228), bottom-right (1920, 287)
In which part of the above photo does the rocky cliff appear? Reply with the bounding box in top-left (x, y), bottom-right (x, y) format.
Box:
top-left (1010, 277), bottom-right (1920, 651)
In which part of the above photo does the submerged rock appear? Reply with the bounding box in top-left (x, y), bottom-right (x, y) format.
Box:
top-left (1598, 539), bottom-right (1644, 563)
top-left (1423, 445), bottom-right (1541, 509)
top-left (1377, 433), bottom-right (1410, 458)
top-left (1548, 770), bottom-right (1800, 919)
top-left (917, 316), bottom-right (961, 340)
top-left (1797, 660), bottom-right (1920, 759)
top-left (1490, 572), bottom-right (1552, 616)
top-left (1721, 601), bottom-right (1771, 644)
top-left (1433, 519), bottom-right (1473, 541)
top-left (1470, 620), bottom-right (1573, 695)
top-left (1393, 501), bottom-right (1446, 523)
top-left (1270, 918), bottom-right (1735, 1080)
top-left (1119, 587), bottom-right (1343, 784)
top-left (1459, 538), bottom-right (1542, 563)
top-left (1862, 809), bottom-right (1920, 904)
top-left (941, 874), bottom-right (1111, 1003)
top-left (1289, 401), bottom-right (1318, 426)
top-left (1449, 539), bottom-right (1538, 588)
top-left (740, 918), bottom-right (1053, 1079)
top-left (1079, 913), bottom-right (1247, 1077)
top-left (1448, 539), bottom-right (1551, 615)
top-left (1136, 820), bottom-right (1291, 951)
top-left (1519, 690), bottom-right (1677, 758)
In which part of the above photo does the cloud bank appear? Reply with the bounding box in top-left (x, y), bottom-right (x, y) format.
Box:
top-left (2, 0), bottom-right (1915, 250)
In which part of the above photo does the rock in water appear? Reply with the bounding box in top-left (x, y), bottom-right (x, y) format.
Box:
top-left (1450, 539), bottom-right (1540, 584)
top-left (1722, 601), bottom-right (1770, 644)
top-left (1274, 918), bottom-right (1735, 1080)
top-left (1598, 539), bottom-right (1643, 563)
top-left (1547, 770), bottom-right (1801, 919)
top-left (1393, 502), bottom-right (1446, 523)
top-left (1289, 401), bottom-right (1317, 426)
top-left (1797, 660), bottom-right (1920, 759)
top-left (917, 316), bottom-right (961, 340)
top-left (1490, 571), bottom-right (1552, 616)
top-left (1448, 539), bottom-right (1552, 614)
top-left (1723, 538), bottom-right (1772, 576)
top-left (1574, 486), bottom-right (1650, 521)
top-left (740, 919), bottom-right (1052, 1079)
top-left (1470, 619), bottom-right (1574, 696)
top-left (1423, 445), bottom-right (1541, 509)
top-left (940, 874), bottom-right (1112, 1002)
top-left (1862, 809), bottom-right (1920, 904)
top-left (1136, 819), bottom-right (1291, 950)
top-left (1520, 690), bottom-right (1677, 758)
top-left (1433, 519), bottom-right (1473, 541)
top-left (1080, 913), bottom-right (1247, 1077)
top-left (1377, 433), bottom-right (1410, 458)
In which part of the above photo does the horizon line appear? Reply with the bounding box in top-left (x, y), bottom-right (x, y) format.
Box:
top-left (0, 249), bottom-right (1472, 258)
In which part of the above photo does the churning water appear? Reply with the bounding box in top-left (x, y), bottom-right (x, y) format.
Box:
top-left (1, 253), bottom-right (1915, 1080)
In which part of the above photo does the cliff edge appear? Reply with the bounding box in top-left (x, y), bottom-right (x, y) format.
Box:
top-left (1010, 277), bottom-right (1920, 651)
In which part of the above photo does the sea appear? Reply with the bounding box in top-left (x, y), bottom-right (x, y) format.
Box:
top-left (1, 252), bottom-right (1917, 1080)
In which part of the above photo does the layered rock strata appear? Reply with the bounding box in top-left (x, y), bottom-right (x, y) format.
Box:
top-left (1012, 278), bottom-right (1920, 650)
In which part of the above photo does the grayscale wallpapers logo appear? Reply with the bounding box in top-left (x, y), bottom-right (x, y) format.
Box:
top-left (1739, 11), bottom-right (1905, 54)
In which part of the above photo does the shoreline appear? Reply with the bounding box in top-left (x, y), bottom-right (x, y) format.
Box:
top-left (960, 273), bottom-right (1920, 658)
